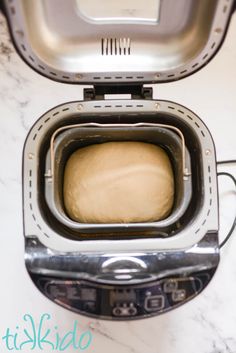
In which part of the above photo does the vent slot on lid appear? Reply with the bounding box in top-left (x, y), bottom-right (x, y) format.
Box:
top-left (101, 38), bottom-right (131, 55)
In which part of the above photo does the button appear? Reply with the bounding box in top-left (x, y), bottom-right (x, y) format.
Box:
top-left (163, 280), bottom-right (178, 293)
top-left (112, 303), bottom-right (137, 317)
top-left (172, 289), bottom-right (186, 302)
top-left (128, 307), bottom-right (137, 316)
top-left (145, 295), bottom-right (165, 311)
top-left (113, 307), bottom-right (122, 316)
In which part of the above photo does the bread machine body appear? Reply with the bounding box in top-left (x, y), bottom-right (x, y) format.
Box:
top-left (23, 98), bottom-right (219, 320)
top-left (3, 0), bottom-right (235, 319)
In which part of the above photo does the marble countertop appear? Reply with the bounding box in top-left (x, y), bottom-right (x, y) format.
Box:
top-left (1, 9), bottom-right (236, 353)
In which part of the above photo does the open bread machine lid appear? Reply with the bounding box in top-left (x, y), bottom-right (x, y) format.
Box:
top-left (3, 0), bottom-right (235, 84)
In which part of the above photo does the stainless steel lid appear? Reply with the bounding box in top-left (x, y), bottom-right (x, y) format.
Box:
top-left (3, 0), bottom-right (234, 84)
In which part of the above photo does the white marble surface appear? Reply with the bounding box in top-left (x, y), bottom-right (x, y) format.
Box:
top-left (0, 9), bottom-right (236, 353)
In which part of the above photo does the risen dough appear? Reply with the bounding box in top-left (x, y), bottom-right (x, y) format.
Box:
top-left (63, 141), bottom-right (174, 223)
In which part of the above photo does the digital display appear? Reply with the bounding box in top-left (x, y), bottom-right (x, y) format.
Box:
top-left (110, 289), bottom-right (136, 306)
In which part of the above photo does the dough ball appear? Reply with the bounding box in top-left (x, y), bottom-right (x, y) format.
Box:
top-left (63, 141), bottom-right (174, 223)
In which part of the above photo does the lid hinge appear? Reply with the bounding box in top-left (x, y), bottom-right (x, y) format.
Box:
top-left (84, 85), bottom-right (153, 101)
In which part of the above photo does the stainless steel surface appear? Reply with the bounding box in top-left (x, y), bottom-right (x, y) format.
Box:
top-left (23, 99), bottom-right (218, 253)
top-left (3, 0), bottom-right (234, 83)
top-left (44, 123), bottom-right (192, 235)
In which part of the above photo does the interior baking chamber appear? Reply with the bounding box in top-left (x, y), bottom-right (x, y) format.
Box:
top-left (30, 109), bottom-right (206, 242)
top-left (44, 124), bottom-right (192, 235)
top-left (3, 0), bottom-right (234, 83)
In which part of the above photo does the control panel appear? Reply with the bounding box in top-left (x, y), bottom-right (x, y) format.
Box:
top-left (34, 271), bottom-right (213, 319)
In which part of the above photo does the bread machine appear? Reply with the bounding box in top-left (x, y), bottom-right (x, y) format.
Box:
top-left (3, 0), bottom-right (235, 320)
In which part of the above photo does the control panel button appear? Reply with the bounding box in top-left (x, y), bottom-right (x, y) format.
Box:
top-left (163, 280), bottom-right (178, 293)
top-left (172, 289), bottom-right (186, 302)
top-left (145, 295), bottom-right (165, 311)
top-left (113, 303), bottom-right (137, 317)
